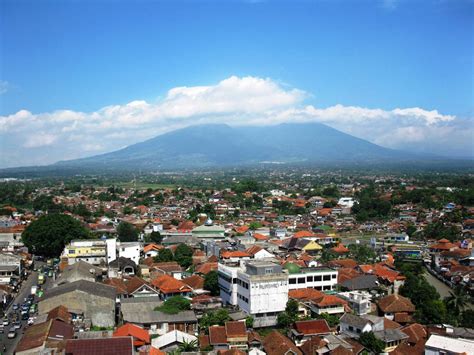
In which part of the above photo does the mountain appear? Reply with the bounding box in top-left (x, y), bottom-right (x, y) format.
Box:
top-left (54, 122), bottom-right (415, 170)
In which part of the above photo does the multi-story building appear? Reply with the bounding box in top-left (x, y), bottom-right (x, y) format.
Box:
top-left (117, 242), bottom-right (141, 265)
top-left (218, 259), bottom-right (288, 327)
top-left (284, 263), bottom-right (338, 291)
top-left (338, 291), bottom-right (372, 315)
top-left (0, 253), bottom-right (22, 285)
top-left (62, 239), bottom-right (109, 266)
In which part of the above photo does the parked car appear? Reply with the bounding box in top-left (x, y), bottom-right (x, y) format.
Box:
top-left (13, 321), bottom-right (21, 330)
top-left (12, 304), bottom-right (19, 311)
top-left (21, 312), bottom-right (29, 320)
top-left (2, 318), bottom-right (9, 326)
top-left (0, 324), bottom-right (4, 333)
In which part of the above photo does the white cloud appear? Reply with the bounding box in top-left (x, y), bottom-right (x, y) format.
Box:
top-left (0, 81), bottom-right (9, 95)
top-left (0, 75), bottom-right (471, 167)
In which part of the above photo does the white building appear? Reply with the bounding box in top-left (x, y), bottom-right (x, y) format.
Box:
top-left (219, 260), bottom-right (288, 327)
top-left (424, 334), bottom-right (474, 355)
top-left (117, 241), bottom-right (141, 265)
top-left (337, 291), bottom-right (372, 315)
top-left (62, 239), bottom-right (108, 266)
top-left (0, 253), bottom-right (22, 284)
top-left (285, 265), bottom-right (338, 291)
top-left (338, 197), bottom-right (355, 208)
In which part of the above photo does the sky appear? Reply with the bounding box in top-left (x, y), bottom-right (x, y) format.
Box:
top-left (0, 0), bottom-right (473, 168)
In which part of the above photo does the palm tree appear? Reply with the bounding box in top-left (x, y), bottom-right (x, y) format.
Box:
top-left (178, 339), bottom-right (199, 352)
top-left (445, 286), bottom-right (470, 317)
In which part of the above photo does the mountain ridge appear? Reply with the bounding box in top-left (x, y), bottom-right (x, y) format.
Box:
top-left (53, 122), bottom-right (422, 169)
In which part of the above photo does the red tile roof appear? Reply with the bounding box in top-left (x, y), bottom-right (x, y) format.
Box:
top-left (65, 337), bottom-right (134, 355)
top-left (113, 323), bottom-right (150, 346)
top-left (47, 305), bottom-right (72, 323)
top-left (151, 274), bottom-right (191, 294)
top-left (195, 262), bottom-right (218, 275)
top-left (221, 250), bottom-right (251, 259)
top-left (294, 319), bottom-right (331, 335)
top-left (253, 233), bottom-right (269, 241)
top-left (328, 259), bottom-right (358, 269)
top-left (294, 230), bottom-right (316, 238)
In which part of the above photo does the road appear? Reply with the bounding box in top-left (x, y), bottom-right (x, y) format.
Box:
top-left (0, 270), bottom-right (38, 354)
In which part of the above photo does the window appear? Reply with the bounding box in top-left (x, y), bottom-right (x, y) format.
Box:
top-left (307, 276), bottom-right (313, 282)
top-left (332, 274), bottom-right (337, 279)
top-left (265, 268), bottom-right (273, 274)
top-left (289, 278), bottom-right (296, 284)
top-left (69, 250), bottom-right (76, 254)
top-left (323, 275), bottom-right (330, 281)
top-left (298, 277), bottom-right (305, 284)
top-left (315, 276), bottom-right (322, 282)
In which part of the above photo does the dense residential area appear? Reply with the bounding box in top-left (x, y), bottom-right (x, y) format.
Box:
top-left (0, 171), bottom-right (473, 354)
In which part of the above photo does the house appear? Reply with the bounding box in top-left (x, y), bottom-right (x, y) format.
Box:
top-left (120, 297), bottom-right (198, 335)
top-left (144, 244), bottom-right (163, 258)
top-left (289, 288), bottom-right (347, 316)
top-left (105, 276), bottom-right (160, 298)
top-left (117, 241), bottom-right (141, 265)
top-left (39, 280), bottom-right (116, 328)
top-left (289, 319), bottom-right (331, 346)
top-left (151, 261), bottom-right (183, 280)
top-left (203, 321), bottom-right (249, 351)
top-left (424, 334), bottom-right (474, 355)
top-left (337, 291), bottom-right (372, 315)
top-left (339, 313), bottom-right (384, 337)
top-left (182, 274), bottom-right (205, 292)
top-left (113, 323), bottom-right (150, 347)
top-left (108, 257), bottom-right (138, 277)
top-left (0, 252), bottom-right (22, 284)
top-left (376, 294), bottom-right (415, 322)
top-left (151, 330), bottom-right (198, 352)
top-left (429, 239), bottom-right (457, 253)
top-left (338, 274), bottom-right (378, 291)
top-left (151, 274), bottom-right (192, 300)
top-left (263, 330), bottom-right (302, 355)
top-left (55, 260), bottom-right (103, 286)
top-left (15, 319), bottom-right (74, 355)
top-left (62, 239), bottom-right (109, 266)
top-left (65, 337), bottom-right (134, 355)
top-left (245, 245), bottom-right (274, 259)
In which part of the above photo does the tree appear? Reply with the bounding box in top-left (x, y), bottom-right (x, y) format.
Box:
top-left (245, 316), bottom-right (254, 329)
top-left (249, 222), bottom-right (262, 230)
top-left (145, 231), bottom-right (162, 244)
top-left (117, 222), bottom-right (139, 242)
top-left (318, 312), bottom-right (339, 327)
top-left (155, 296), bottom-right (190, 314)
top-left (285, 299), bottom-right (299, 319)
top-left (348, 244), bottom-right (376, 264)
top-left (178, 340), bottom-right (199, 352)
top-left (154, 248), bottom-right (174, 263)
top-left (460, 309), bottom-right (474, 328)
top-left (277, 312), bottom-right (294, 328)
top-left (174, 243), bottom-right (194, 268)
top-left (358, 331), bottom-right (385, 354)
top-left (445, 286), bottom-right (470, 318)
top-left (204, 270), bottom-right (219, 296)
top-left (22, 214), bottom-right (90, 257)
top-left (199, 309), bottom-right (231, 330)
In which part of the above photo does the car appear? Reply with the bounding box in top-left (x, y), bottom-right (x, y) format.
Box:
top-left (0, 325), bottom-right (4, 333)
top-left (13, 321), bottom-right (21, 330)
top-left (7, 327), bottom-right (16, 339)
top-left (2, 319), bottom-right (9, 326)
top-left (27, 317), bottom-right (35, 325)
top-left (12, 303), bottom-right (19, 311)
top-left (21, 312), bottom-right (29, 320)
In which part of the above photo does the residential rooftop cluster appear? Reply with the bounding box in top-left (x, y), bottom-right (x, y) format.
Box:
top-left (0, 171), bottom-right (473, 354)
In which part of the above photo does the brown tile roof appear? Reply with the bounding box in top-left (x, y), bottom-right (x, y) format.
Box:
top-left (377, 294), bottom-right (415, 314)
top-left (65, 336), bottom-right (134, 355)
top-left (299, 336), bottom-right (327, 355)
top-left (225, 321), bottom-right (247, 338)
top-left (263, 330), bottom-right (302, 355)
top-left (328, 259), bottom-right (358, 269)
top-left (16, 319), bottom-right (74, 353)
top-left (47, 305), bottom-right (72, 323)
top-left (383, 318), bottom-right (402, 330)
top-left (330, 346), bottom-right (354, 355)
top-left (401, 323), bottom-right (427, 345)
top-left (209, 326), bottom-right (228, 344)
top-left (294, 320), bottom-right (331, 335)
top-left (394, 312), bottom-right (415, 324)
top-left (221, 250), bottom-right (251, 259)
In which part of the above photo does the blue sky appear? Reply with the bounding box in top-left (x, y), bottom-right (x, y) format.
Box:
top-left (0, 0), bottom-right (473, 167)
